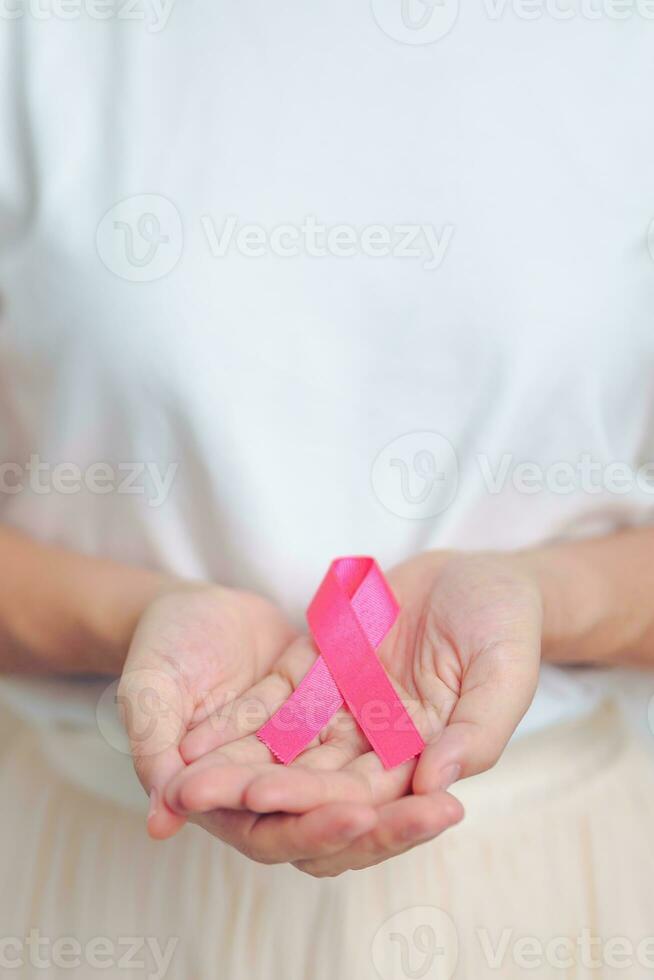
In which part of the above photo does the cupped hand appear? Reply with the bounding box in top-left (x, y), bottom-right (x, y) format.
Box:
top-left (161, 551), bottom-right (543, 874)
top-left (120, 581), bottom-right (393, 856)
top-left (119, 582), bottom-right (298, 838)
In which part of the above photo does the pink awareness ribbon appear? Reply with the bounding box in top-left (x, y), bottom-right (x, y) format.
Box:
top-left (257, 557), bottom-right (425, 770)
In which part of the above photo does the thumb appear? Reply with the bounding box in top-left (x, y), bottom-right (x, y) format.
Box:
top-left (117, 663), bottom-right (191, 839)
top-left (413, 643), bottom-right (540, 794)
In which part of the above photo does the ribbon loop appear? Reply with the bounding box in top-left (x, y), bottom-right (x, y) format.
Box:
top-left (257, 557), bottom-right (425, 769)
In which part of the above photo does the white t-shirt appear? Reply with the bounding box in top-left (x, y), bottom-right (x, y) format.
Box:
top-left (0, 5), bottom-right (653, 743)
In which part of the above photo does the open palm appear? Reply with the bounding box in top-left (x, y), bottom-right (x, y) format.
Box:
top-left (160, 552), bottom-right (542, 873)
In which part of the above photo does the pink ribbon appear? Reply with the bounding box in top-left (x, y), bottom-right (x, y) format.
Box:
top-left (257, 557), bottom-right (425, 770)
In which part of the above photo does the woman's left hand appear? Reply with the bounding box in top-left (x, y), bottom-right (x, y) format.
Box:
top-left (164, 550), bottom-right (543, 876)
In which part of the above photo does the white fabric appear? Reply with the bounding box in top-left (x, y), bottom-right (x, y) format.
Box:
top-left (3, 700), bottom-right (654, 980)
top-left (1, 7), bottom-right (654, 760)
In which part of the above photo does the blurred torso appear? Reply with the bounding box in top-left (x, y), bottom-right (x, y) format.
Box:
top-left (0, 4), bottom-right (653, 735)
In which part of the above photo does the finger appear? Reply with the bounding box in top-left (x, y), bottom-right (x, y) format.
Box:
top-left (181, 679), bottom-right (289, 762)
top-left (245, 751), bottom-right (415, 813)
top-left (117, 664), bottom-right (191, 839)
top-left (171, 741), bottom-right (416, 817)
top-left (165, 735), bottom-right (275, 813)
top-left (413, 643), bottom-right (540, 794)
top-left (181, 636), bottom-right (318, 762)
top-left (197, 802), bottom-right (379, 864)
top-left (294, 792), bottom-right (463, 877)
top-left (168, 750), bottom-right (371, 816)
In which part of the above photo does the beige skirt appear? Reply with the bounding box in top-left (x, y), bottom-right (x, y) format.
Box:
top-left (1, 700), bottom-right (654, 980)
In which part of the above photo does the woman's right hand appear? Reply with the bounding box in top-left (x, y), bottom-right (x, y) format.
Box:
top-left (119, 582), bottom-right (297, 838)
top-left (120, 583), bottom-right (382, 852)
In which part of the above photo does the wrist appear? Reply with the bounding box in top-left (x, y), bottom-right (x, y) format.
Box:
top-left (1, 527), bottom-right (178, 674)
top-left (83, 563), bottom-right (179, 674)
top-left (515, 541), bottom-right (618, 665)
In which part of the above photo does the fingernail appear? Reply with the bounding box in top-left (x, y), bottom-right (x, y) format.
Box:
top-left (148, 787), bottom-right (159, 821)
top-left (439, 763), bottom-right (461, 791)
